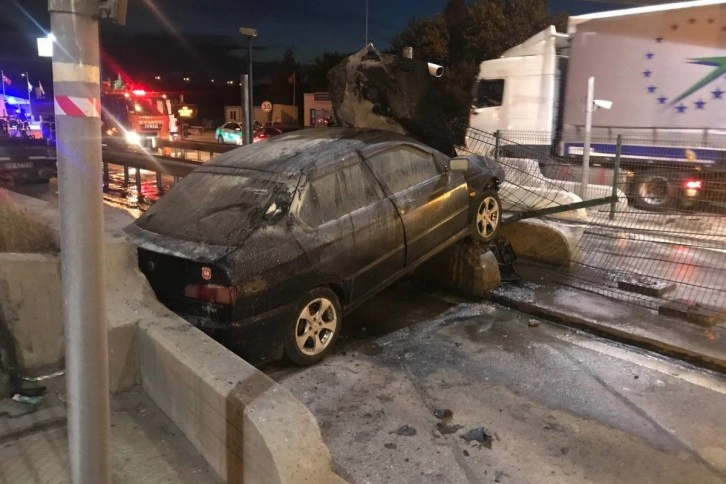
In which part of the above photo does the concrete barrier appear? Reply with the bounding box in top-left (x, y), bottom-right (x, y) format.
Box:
top-left (138, 305), bottom-right (345, 484)
top-left (501, 218), bottom-right (584, 267)
top-left (413, 240), bottom-right (501, 296)
top-left (0, 253), bottom-right (63, 376)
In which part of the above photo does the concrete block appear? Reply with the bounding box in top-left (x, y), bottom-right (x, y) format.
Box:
top-left (0, 254), bottom-right (63, 375)
top-left (414, 240), bottom-right (501, 296)
top-left (138, 311), bottom-right (345, 484)
top-left (500, 219), bottom-right (584, 267)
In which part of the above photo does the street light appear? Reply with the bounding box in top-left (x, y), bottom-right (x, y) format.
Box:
top-left (580, 76), bottom-right (613, 200)
top-left (240, 27), bottom-right (257, 145)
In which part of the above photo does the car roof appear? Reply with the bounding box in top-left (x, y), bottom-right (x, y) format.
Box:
top-left (206, 127), bottom-right (431, 175)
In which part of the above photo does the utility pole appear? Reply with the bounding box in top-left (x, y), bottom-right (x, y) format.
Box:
top-left (580, 76), bottom-right (594, 200)
top-left (365, 0), bottom-right (369, 46)
top-left (240, 27), bottom-right (257, 144)
top-left (48, 1), bottom-right (111, 483)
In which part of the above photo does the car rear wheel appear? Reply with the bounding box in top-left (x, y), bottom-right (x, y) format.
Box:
top-left (471, 188), bottom-right (501, 243)
top-left (217, 135), bottom-right (224, 144)
top-left (284, 287), bottom-right (341, 366)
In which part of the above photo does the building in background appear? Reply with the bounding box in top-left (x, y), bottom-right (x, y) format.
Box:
top-left (304, 92), bottom-right (333, 127)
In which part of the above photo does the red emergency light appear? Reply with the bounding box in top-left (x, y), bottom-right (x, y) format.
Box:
top-left (131, 89), bottom-right (146, 96)
top-left (684, 180), bottom-right (702, 190)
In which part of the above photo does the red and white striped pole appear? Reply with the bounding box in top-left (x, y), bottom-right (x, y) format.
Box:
top-left (48, 1), bottom-right (111, 483)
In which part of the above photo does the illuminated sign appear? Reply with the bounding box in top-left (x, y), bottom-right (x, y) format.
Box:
top-left (177, 106), bottom-right (195, 118)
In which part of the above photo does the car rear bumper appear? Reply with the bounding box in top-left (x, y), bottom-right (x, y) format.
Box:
top-left (178, 300), bottom-right (296, 365)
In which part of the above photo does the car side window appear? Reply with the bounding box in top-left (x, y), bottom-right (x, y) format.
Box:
top-left (366, 146), bottom-right (440, 193)
top-left (299, 162), bottom-right (380, 227)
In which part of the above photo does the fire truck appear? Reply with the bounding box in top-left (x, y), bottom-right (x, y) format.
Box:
top-left (101, 83), bottom-right (177, 150)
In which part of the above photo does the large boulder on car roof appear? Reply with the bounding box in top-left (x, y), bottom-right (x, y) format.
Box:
top-left (327, 44), bottom-right (455, 156)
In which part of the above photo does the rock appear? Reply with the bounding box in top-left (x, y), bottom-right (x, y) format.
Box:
top-left (390, 424), bottom-right (417, 436)
top-left (328, 44), bottom-right (455, 156)
top-left (460, 427), bottom-right (493, 449)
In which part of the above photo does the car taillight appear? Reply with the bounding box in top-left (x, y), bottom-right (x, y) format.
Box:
top-left (684, 180), bottom-right (702, 189)
top-left (184, 284), bottom-right (239, 304)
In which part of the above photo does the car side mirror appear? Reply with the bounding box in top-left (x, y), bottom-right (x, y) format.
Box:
top-left (448, 157), bottom-right (469, 172)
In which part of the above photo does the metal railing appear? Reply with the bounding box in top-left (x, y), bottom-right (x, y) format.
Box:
top-left (459, 124), bottom-right (726, 316)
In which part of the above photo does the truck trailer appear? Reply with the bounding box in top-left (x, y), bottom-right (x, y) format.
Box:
top-left (469, 0), bottom-right (726, 211)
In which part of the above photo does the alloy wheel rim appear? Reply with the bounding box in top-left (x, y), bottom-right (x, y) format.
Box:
top-left (295, 297), bottom-right (337, 356)
top-left (476, 196), bottom-right (500, 238)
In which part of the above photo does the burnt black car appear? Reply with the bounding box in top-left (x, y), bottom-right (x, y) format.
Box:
top-left (124, 128), bottom-right (504, 365)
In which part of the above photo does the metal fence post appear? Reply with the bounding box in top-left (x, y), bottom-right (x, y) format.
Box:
top-left (135, 169), bottom-right (143, 204)
top-left (156, 172), bottom-right (163, 193)
top-left (123, 164), bottom-right (129, 186)
top-left (494, 130), bottom-right (501, 163)
top-left (609, 134), bottom-right (622, 220)
top-left (102, 161), bottom-right (109, 193)
top-left (49, 0), bottom-right (111, 482)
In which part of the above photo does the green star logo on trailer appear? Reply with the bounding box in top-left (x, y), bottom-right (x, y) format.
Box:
top-left (642, 16), bottom-right (726, 114)
top-left (671, 56), bottom-right (726, 105)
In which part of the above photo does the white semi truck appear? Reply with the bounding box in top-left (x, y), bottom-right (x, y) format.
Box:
top-left (469, 0), bottom-right (726, 210)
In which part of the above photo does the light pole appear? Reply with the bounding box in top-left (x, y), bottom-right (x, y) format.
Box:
top-left (579, 76), bottom-right (612, 200)
top-left (365, 0), bottom-right (369, 46)
top-left (240, 27), bottom-right (257, 145)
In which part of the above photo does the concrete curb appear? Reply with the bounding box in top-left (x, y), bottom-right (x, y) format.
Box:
top-left (137, 300), bottom-right (345, 484)
top-left (487, 291), bottom-right (726, 375)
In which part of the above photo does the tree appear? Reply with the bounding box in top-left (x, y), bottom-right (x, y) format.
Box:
top-left (269, 49), bottom-right (297, 106)
top-left (391, 0), bottom-right (568, 121)
top-left (306, 52), bottom-right (347, 92)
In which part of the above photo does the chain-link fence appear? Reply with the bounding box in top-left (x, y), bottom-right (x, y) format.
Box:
top-left (457, 124), bottom-right (726, 316)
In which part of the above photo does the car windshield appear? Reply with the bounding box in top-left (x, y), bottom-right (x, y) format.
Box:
top-left (136, 172), bottom-right (287, 245)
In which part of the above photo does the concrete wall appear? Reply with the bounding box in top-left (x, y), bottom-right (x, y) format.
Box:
top-left (0, 253), bottom-right (63, 376)
top-left (501, 218), bottom-right (584, 267)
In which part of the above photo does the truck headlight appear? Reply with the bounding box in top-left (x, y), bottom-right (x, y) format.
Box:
top-left (125, 132), bottom-right (141, 145)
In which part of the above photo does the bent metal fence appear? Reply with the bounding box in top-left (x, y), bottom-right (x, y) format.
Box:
top-left (458, 125), bottom-right (726, 318)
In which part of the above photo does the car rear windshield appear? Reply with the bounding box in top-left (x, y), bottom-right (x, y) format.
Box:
top-left (136, 172), bottom-right (286, 245)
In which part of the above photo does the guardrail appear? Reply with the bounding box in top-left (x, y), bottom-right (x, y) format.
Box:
top-left (158, 138), bottom-right (237, 159)
top-left (101, 148), bottom-right (202, 204)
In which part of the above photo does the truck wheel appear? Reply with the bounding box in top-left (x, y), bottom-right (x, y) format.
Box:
top-left (284, 287), bottom-right (341, 366)
top-left (632, 172), bottom-right (677, 211)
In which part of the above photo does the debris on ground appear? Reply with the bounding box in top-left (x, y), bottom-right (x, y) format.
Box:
top-left (11, 393), bottom-right (44, 405)
top-left (437, 422), bottom-right (464, 435)
top-left (390, 424), bottom-right (417, 436)
top-left (460, 427), bottom-right (494, 449)
top-left (433, 408), bottom-right (453, 420)
top-left (528, 319), bottom-right (540, 328)
top-left (384, 443), bottom-right (397, 449)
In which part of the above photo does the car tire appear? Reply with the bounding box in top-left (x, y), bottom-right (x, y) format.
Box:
top-left (284, 287), bottom-right (341, 366)
top-left (471, 188), bottom-right (501, 244)
top-left (217, 135), bottom-right (224, 144)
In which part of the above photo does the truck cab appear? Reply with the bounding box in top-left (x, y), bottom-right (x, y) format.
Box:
top-left (101, 87), bottom-right (174, 150)
top-left (469, 26), bottom-right (569, 145)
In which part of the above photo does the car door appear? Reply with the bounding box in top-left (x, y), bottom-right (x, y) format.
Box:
top-left (296, 155), bottom-right (405, 302)
top-left (364, 144), bottom-right (469, 266)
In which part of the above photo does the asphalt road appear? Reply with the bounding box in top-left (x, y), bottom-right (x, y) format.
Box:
top-left (268, 281), bottom-right (726, 484)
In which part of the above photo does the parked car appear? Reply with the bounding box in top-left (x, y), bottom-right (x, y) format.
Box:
top-left (124, 128), bottom-right (504, 365)
top-left (253, 124), bottom-right (301, 143)
top-left (215, 121), bottom-right (245, 144)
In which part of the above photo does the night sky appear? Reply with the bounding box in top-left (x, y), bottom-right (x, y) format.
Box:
top-left (1, 0), bottom-right (625, 113)
top-left (3, 0), bottom-right (625, 63)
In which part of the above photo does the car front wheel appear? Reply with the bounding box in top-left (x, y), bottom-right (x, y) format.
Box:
top-left (471, 188), bottom-right (501, 243)
top-left (284, 287), bottom-right (341, 366)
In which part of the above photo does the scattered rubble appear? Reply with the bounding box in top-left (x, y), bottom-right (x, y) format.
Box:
top-left (460, 427), bottom-right (494, 449)
top-left (390, 424), bottom-right (417, 436)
